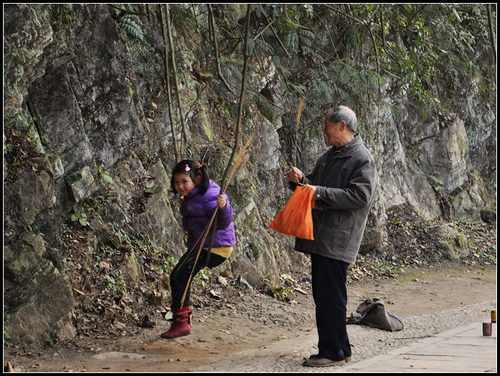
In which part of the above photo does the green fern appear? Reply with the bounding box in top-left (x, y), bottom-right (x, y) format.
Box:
top-left (122, 4), bottom-right (141, 13)
top-left (247, 39), bottom-right (256, 56)
top-left (288, 82), bottom-right (307, 96)
top-left (299, 29), bottom-right (316, 40)
top-left (338, 25), bottom-right (361, 57)
top-left (298, 29), bottom-right (313, 52)
top-left (229, 65), bottom-right (243, 83)
top-left (255, 38), bottom-right (275, 55)
top-left (287, 31), bottom-right (300, 54)
top-left (119, 14), bottom-right (144, 41)
top-left (273, 56), bottom-right (291, 77)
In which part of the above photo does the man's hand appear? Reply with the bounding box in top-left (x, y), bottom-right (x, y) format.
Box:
top-left (288, 167), bottom-right (303, 184)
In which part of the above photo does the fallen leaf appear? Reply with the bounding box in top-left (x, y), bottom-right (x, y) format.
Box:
top-left (210, 290), bottom-right (222, 299)
top-left (293, 287), bottom-right (307, 295)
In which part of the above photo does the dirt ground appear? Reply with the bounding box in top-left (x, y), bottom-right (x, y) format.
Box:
top-left (4, 264), bottom-right (496, 373)
top-left (4, 204), bottom-right (497, 372)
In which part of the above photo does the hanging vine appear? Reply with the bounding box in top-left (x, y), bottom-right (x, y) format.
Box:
top-left (160, 5), bottom-right (179, 162)
top-left (207, 4), bottom-right (234, 94)
top-left (165, 4), bottom-right (188, 150)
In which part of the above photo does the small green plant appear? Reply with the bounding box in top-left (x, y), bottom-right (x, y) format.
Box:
top-left (58, 4), bottom-right (75, 26)
top-left (96, 166), bottom-right (114, 184)
top-left (29, 222), bottom-right (41, 232)
top-left (427, 172), bottom-right (444, 192)
top-left (139, 146), bottom-right (158, 166)
top-left (438, 111), bottom-right (451, 128)
top-left (82, 195), bottom-right (107, 220)
top-left (194, 267), bottom-right (211, 288)
top-left (125, 77), bottom-right (135, 97)
top-left (155, 255), bottom-right (178, 276)
top-left (249, 243), bottom-right (259, 258)
top-left (105, 273), bottom-right (126, 294)
top-left (101, 245), bottom-right (121, 257)
top-left (12, 156), bottom-right (22, 167)
top-left (113, 227), bottom-right (132, 246)
top-left (4, 313), bottom-right (11, 340)
top-left (71, 212), bottom-right (87, 226)
top-left (374, 262), bottom-right (391, 271)
top-left (280, 273), bottom-right (295, 286)
top-left (144, 186), bottom-right (162, 194)
top-left (217, 97), bottom-right (231, 117)
top-left (262, 276), bottom-right (293, 302)
top-left (47, 329), bottom-right (59, 347)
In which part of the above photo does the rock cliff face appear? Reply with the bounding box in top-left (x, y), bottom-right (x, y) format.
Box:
top-left (3, 4), bottom-right (496, 346)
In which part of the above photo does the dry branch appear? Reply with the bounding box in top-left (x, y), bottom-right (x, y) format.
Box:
top-left (293, 97), bottom-right (306, 167)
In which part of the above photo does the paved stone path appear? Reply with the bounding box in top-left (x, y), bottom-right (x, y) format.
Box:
top-left (189, 299), bottom-right (497, 372)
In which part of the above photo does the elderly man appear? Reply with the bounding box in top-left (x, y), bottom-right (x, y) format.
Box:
top-left (287, 105), bottom-right (379, 367)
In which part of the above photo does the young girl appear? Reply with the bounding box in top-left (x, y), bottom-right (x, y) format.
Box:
top-left (160, 159), bottom-right (236, 339)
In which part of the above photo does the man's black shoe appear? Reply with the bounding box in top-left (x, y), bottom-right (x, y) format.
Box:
top-left (303, 357), bottom-right (345, 367)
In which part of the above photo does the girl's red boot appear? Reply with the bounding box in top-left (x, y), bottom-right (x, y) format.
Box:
top-left (160, 306), bottom-right (192, 339)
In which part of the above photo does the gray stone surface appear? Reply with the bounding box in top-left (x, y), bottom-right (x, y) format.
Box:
top-left (189, 299), bottom-right (497, 372)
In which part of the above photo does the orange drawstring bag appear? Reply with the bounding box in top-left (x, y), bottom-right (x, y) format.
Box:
top-left (269, 184), bottom-right (315, 240)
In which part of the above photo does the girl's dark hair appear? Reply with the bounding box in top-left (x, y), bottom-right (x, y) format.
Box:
top-left (170, 159), bottom-right (210, 195)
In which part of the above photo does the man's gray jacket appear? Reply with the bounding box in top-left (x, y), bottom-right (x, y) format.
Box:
top-left (293, 135), bottom-right (379, 265)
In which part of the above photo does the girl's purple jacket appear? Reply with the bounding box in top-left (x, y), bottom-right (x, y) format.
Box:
top-left (180, 180), bottom-right (236, 251)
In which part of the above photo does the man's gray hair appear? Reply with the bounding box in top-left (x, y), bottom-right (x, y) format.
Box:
top-left (329, 105), bottom-right (358, 133)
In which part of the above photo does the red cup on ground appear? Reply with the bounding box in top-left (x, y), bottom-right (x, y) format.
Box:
top-left (483, 322), bottom-right (492, 336)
